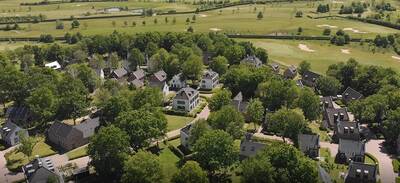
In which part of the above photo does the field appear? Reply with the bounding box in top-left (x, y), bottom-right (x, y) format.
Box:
top-left (0, 2), bottom-right (398, 38)
top-left (248, 39), bottom-right (400, 74)
top-left (165, 114), bottom-right (194, 131)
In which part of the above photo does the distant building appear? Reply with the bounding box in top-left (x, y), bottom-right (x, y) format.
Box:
top-left (47, 117), bottom-right (100, 151)
top-left (342, 87), bottom-right (363, 104)
top-left (110, 68), bottom-right (128, 79)
top-left (200, 69), bottom-right (219, 90)
top-left (173, 87), bottom-right (200, 112)
top-left (270, 63), bottom-right (280, 73)
top-left (104, 7), bottom-right (121, 13)
top-left (231, 92), bottom-right (248, 114)
top-left (345, 161), bottom-right (378, 183)
top-left (337, 138), bottom-right (365, 163)
top-left (0, 121), bottom-right (28, 146)
top-left (128, 69), bottom-right (145, 82)
top-left (148, 70), bottom-right (169, 95)
top-left (45, 61), bottom-right (61, 70)
top-left (23, 156), bottom-right (64, 183)
top-left (170, 73), bottom-right (186, 89)
top-left (284, 65), bottom-right (297, 79)
top-left (241, 55), bottom-right (262, 68)
top-left (240, 133), bottom-right (266, 158)
top-left (298, 134), bottom-right (320, 159)
top-left (202, 51), bottom-right (213, 65)
top-left (334, 121), bottom-right (360, 141)
top-left (301, 70), bottom-right (321, 87)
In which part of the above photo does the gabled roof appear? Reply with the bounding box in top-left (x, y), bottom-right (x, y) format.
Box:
top-left (298, 134), bottom-right (319, 152)
top-left (337, 121), bottom-right (359, 135)
top-left (48, 122), bottom-right (81, 139)
top-left (112, 68), bottom-right (128, 78)
top-left (181, 123), bottom-right (192, 136)
top-left (202, 69), bottom-right (218, 80)
top-left (74, 117), bottom-right (100, 138)
top-left (1, 121), bottom-right (24, 140)
top-left (45, 61), bottom-right (61, 70)
top-left (131, 69), bottom-right (145, 80)
top-left (346, 161), bottom-right (377, 181)
top-left (6, 107), bottom-right (32, 124)
top-left (23, 157), bottom-right (62, 183)
top-left (174, 87), bottom-right (199, 100)
top-left (286, 65), bottom-right (297, 74)
top-left (320, 96), bottom-right (335, 109)
top-left (233, 92), bottom-right (243, 102)
top-left (342, 87), bottom-right (363, 103)
top-left (129, 79), bottom-right (144, 88)
top-left (339, 139), bottom-right (365, 157)
top-left (270, 63), bottom-right (280, 71)
top-left (325, 108), bottom-right (350, 127)
top-left (152, 70), bottom-right (167, 82)
top-left (302, 70), bottom-right (321, 83)
top-left (241, 55), bottom-right (262, 67)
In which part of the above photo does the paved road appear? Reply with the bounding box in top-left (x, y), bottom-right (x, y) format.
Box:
top-left (366, 139), bottom-right (396, 183)
top-left (0, 146), bottom-right (24, 183)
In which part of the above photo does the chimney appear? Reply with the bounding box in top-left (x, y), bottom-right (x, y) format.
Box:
top-left (356, 169), bottom-right (361, 177)
top-left (333, 113), bottom-right (339, 123)
top-left (324, 101), bottom-right (329, 108)
top-left (350, 127), bottom-right (354, 133)
top-left (363, 170), bottom-right (369, 178)
top-left (344, 127), bottom-right (349, 134)
top-left (340, 113), bottom-right (345, 121)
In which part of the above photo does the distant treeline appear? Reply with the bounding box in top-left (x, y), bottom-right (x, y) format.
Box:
top-left (20, 0), bottom-right (128, 6)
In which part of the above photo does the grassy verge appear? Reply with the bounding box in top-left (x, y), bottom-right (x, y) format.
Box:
top-left (5, 136), bottom-right (57, 172)
top-left (165, 114), bottom-right (194, 131)
top-left (393, 159), bottom-right (400, 173)
top-left (319, 148), bottom-right (347, 183)
top-left (158, 138), bottom-right (181, 182)
top-left (66, 145), bottom-right (88, 160)
top-left (365, 153), bottom-right (379, 165)
top-left (308, 121), bottom-right (331, 142)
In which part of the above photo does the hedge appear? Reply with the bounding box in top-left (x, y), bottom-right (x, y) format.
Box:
top-left (168, 144), bottom-right (184, 159)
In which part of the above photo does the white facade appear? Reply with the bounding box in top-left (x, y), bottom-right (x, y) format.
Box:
top-left (200, 70), bottom-right (219, 90)
top-left (172, 87), bottom-right (199, 112)
top-left (170, 74), bottom-right (186, 89)
top-left (162, 82), bottom-right (170, 96)
top-left (45, 61), bottom-right (61, 70)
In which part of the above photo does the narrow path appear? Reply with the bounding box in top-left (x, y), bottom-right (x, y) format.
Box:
top-left (366, 139), bottom-right (396, 183)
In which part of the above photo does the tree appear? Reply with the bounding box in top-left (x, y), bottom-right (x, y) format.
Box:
top-left (128, 48), bottom-right (145, 70)
top-left (297, 88), bottom-right (320, 121)
top-left (71, 19), bottom-right (80, 28)
top-left (172, 161), bottom-right (209, 183)
top-left (188, 119), bottom-right (210, 147)
top-left (298, 60), bottom-right (311, 75)
top-left (268, 108), bottom-right (307, 145)
top-left (315, 76), bottom-right (342, 96)
top-left (257, 12), bottom-right (263, 19)
top-left (257, 79), bottom-right (298, 111)
top-left (241, 142), bottom-right (318, 183)
top-left (193, 130), bottom-right (238, 175)
top-left (102, 94), bottom-right (132, 122)
top-left (208, 89), bottom-right (232, 112)
top-left (116, 109), bottom-right (167, 151)
top-left (223, 45), bottom-right (246, 65)
top-left (246, 98), bottom-right (264, 129)
top-left (121, 151), bottom-right (163, 183)
top-left (383, 108), bottom-right (400, 149)
top-left (207, 106), bottom-right (245, 139)
top-left (55, 20), bottom-right (64, 29)
top-left (18, 131), bottom-right (36, 158)
top-left (112, 21), bottom-right (116, 27)
top-left (172, 17), bottom-right (176, 24)
top-left (26, 86), bottom-right (58, 123)
top-left (182, 54), bottom-right (203, 80)
top-left (192, 15), bottom-right (196, 21)
top-left (210, 56), bottom-right (228, 75)
top-left (88, 125), bottom-right (130, 181)
top-left (187, 26), bottom-right (194, 33)
top-left (108, 52), bottom-right (121, 69)
top-left (255, 48), bottom-right (268, 64)
top-left (66, 64), bottom-right (99, 93)
top-left (186, 17), bottom-right (190, 24)
top-left (323, 28), bottom-right (331, 35)
top-left (131, 87), bottom-right (163, 109)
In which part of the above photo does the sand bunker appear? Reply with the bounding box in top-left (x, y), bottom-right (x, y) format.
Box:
top-left (298, 44), bottom-right (315, 52)
top-left (341, 49), bottom-right (350, 54)
top-left (199, 14), bottom-right (208, 18)
top-left (317, 24), bottom-right (338, 29)
top-left (392, 56), bottom-right (400, 61)
top-left (332, 0), bottom-right (344, 3)
top-left (343, 28), bottom-right (367, 34)
top-left (209, 28), bottom-right (222, 31)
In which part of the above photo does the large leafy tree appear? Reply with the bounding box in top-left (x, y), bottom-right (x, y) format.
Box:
top-left (297, 88), bottom-right (320, 121)
top-left (66, 64), bottom-right (99, 93)
top-left (268, 108), bottom-right (307, 145)
top-left (315, 76), bottom-right (342, 96)
top-left (102, 94), bottom-right (132, 123)
top-left (210, 56), bottom-right (228, 75)
top-left (188, 119), bottom-right (210, 147)
top-left (18, 131), bottom-right (36, 159)
top-left (383, 108), bottom-right (400, 149)
top-left (0, 65), bottom-right (28, 106)
top-left (172, 161), bottom-right (209, 183)
top-left (349, 94), bottom-right (388, 124)
top-left (298, 60), bottom-right (311, 75)
top-left (182, 54), bottom-right (203, 80)
top-left (255, 47), bottom-right (268, 64)
top-left (121, 151), bottom-right (163, 183)
top-left (26, 86), bottom-right (58, 124)
top-left (116, 109), bottom-right (167, 151)
top-left (207, 106), bottom-right (245, 139)
top-left (223, 44), bottom-right (245, 65)
top-left (131, 87), bottom-right (163, 109)
top-left (128, 48), bottom-right (145, 70)
top-left (246, 98), bottom-right (264, 129)
top-left (241, 142), bottom-right (318, 183)
top-left (208, 89), bottom-right (232, 112)
top-left (193, 130), bottom-right (238, 175)
top-left (257, 79), bottom-right (298, 111)
top-left (88, 125), bottom-right (130, 181)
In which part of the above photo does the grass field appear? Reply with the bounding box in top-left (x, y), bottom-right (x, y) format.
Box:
top-left (165, 114), bottom-right (194, 131)
top-left (248, 39), bottom-right (400, 74)
top-left (66, 145), bottom-right (88, 160)
top-left (0, 3), bottom-right (398, 38)
top-left (158, 138), bottom-right (181, 182)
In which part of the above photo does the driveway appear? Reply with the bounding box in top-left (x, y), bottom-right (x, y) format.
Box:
top-left (366, 139), bottom-right (396, 183)
top-left (0, 146), bottom-right (24, 183)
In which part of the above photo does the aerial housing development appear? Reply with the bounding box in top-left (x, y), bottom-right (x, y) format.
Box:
top-left (0, 0), bottom-right (400, 183)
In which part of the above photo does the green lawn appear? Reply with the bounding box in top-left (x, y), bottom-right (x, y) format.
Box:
top-left (393, 159), bottom-right (400, 173)
top-left (308, 122), bottom-right (331, 142)
top-left (158, 138), bottom-right (181, 182)
top-left (248, 39), bottom-right (400, 74)
top-left (165, 114), bottom-right (194, 131)
top-left (5, 136), bottom-right (57, 172)
top-left (66, 145), bottom-right (88, 160)
top-left (319, 148), bottom-right (347, 183)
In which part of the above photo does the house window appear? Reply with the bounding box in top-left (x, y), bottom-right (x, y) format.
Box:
top-left (251, 146), bottom-right (255, 151)
top-left (177, 101), bottom-right (185, 105)
top-left (241, 146), bottom-right (246, 151)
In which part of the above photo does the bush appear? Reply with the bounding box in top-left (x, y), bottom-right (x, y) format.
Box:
top-left (323, 28), bottom-right (331, 36)
top-left (168, 144), bottom-right (184, 159)
top-left (39, 34), bottom-right (54, 43)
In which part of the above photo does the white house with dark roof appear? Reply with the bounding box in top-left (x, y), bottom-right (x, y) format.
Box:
top-left (148, 70), bottom-right (169, 95)
top-left (170, 73), bottom-right (187, 89)
top-left (337, 138), bottom-right (365, 163)
top-left (241, 55), bottom-right (262, 68)
top-left (23, 156), bottom-right (64, 183)
top-left (342, 87), bottom-right (363, 104)
top-left (173, 87), bottom-right (199, 112)
top-left (0, 121), bottom-right (28, 146)
top-left (200, 69), bottom-right (219, 90)
top-left (180, 124), bottom-right (192, 150)
top-left (345, 161), bottom-right (378, 183)
top-left (298, 134), bottom-right (320, 159)
top-left (240, 133), bottom-right (266, 158)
